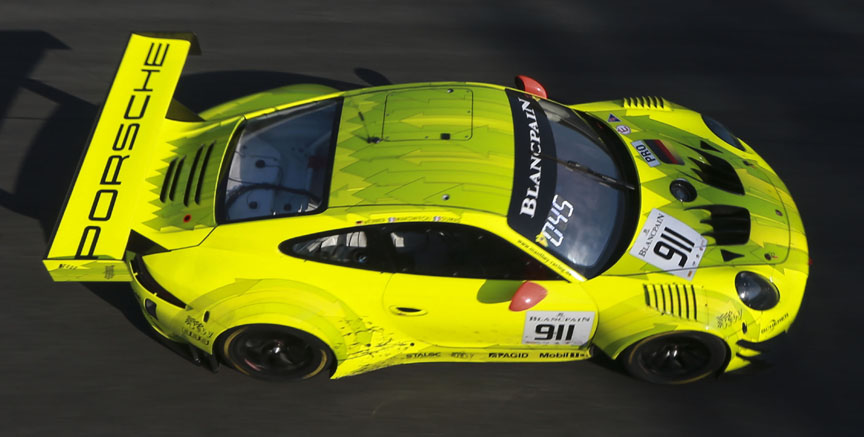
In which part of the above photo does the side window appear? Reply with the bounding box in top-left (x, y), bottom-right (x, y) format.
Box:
top-left (386, 223), bottom-right (561, 280)
top-left (281, 230), bottom-right (388, 271)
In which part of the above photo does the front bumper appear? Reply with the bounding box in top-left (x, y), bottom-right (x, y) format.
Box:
top-left (734, 332), bottom-right (791, 370)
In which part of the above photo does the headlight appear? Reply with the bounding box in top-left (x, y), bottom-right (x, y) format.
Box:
top-left (702, 115), bottom-right (746, 151)
top-left (735, 271), bottom-right (780, 310)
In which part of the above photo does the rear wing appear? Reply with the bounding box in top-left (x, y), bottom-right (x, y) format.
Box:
top-left (43, 32), bottom-right (199, 281)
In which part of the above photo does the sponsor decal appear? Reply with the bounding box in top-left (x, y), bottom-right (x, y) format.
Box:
top-left (522, 311), bottom-right (594, 346)
top-left (489, 352), bottom-right (529, 359)
top-left (183, 315), bottom-right (214, 346)
top-left (405, 352), bottom-right (441, 359)
top-left (516, 97), bottom-right (543, 217)
top-left (715, 308), bottom-right (743, 329)
top-left (506, 90), bottom-right (556, 234)
top-left (629, 140), bottom-right (661, 167)
top-left (539, 352), bottom-right (585, 359)
top-left (365, 215), bottom-right (458, 225)
top-left (629, 209), bottom-right (707, 280)
top-left (450, 352), bottom-right (473, 359)
top-left (75, 41), bottom-right (171, 259)
top-left (615, 125), bottom-right (631, 135)
top-left (607, 113), bottom-right (621, 122)
top-left (535, 194), bottom-right (573, 248)
top-left (760, 313), bottom-right (790, 334)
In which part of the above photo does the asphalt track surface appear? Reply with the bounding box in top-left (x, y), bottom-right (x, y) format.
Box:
top-left (0, 1), bottom-right (861, 435)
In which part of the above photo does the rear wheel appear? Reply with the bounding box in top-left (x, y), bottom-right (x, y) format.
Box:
top-left (622, 331), bottom-right (728, 384)
top-left (218, 324), bottom-right (333, 381)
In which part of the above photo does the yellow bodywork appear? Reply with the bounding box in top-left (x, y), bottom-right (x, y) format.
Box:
top-left (44, 34), bottom-right (808, 379)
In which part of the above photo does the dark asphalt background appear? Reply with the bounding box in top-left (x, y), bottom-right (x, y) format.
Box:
top-left (1, 1), bottom-right (861, 435)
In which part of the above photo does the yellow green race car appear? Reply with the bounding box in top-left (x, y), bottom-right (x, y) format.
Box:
top-left (43, 33), bottom-right (808, 384)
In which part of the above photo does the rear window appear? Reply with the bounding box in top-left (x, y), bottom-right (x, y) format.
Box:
top-left (221, 99), bottom-right (341, 222)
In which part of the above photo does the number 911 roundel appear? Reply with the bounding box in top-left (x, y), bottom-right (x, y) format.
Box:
top-left (43, 33), bottom-right (808, 384)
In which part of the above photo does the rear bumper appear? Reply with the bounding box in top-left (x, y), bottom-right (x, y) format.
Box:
top-left (128, 255), bottom-right (187, 342)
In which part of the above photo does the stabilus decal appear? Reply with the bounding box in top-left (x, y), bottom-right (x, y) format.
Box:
top-left (507, 90), bottom-right (557, 237)
top-left (76, 41), bottom-right (170, 259)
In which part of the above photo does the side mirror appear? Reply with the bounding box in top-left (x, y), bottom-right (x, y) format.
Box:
top-left (509, 281), bottom-right (548, 311)
top-left (514, 75), bottom-right (548, 99)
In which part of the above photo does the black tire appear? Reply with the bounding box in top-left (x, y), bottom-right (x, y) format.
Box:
top-left (217, 324), bottom-right (334, 381)
top-left (621, 331), bottom-right (728, 384)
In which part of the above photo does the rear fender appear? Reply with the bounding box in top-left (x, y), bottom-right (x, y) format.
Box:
top-left (182, 279), bottom-right (368, 362)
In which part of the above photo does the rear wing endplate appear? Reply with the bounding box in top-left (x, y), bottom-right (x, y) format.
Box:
top-left (43, 32), bottom-right (198, 281)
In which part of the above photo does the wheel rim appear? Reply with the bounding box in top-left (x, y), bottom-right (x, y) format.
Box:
top-left (638, 337), bottom-right (713, 379)
top-left (237, 330), bottom-right (315, 375)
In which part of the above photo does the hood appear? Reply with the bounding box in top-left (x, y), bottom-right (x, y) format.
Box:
top-left (588, 100), bottom-right (791, 277)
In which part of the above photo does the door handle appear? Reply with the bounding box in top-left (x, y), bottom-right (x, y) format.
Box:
top-left (389, 306), bottom-right (427, 316)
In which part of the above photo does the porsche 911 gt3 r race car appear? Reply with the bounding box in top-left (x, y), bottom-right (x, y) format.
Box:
top-left (43, 33), bottom-right (808, 384)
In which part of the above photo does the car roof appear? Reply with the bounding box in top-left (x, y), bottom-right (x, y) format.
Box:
top-left (328, 84), bottom-right (516, 216)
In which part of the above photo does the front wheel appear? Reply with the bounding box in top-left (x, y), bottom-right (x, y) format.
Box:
top-left (621, 331), bottom-right (728, 384)
top-left (217, 324), bottom-right (333, 381)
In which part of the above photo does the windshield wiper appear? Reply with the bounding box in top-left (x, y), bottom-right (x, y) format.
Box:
top-left (539, 153), bottom-right (636, 191)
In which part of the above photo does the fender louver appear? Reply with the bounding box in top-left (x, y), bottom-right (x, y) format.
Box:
top-left (684, 146), bottom-right (744, 195)
top-left (643, 284), bottom-right (698, 321)
top-left (158, 142), bottom-right (214, 205)
top-left (622, 96), bottom-right (669, 111)
top-left (688, 205), bottom-right (751, 245)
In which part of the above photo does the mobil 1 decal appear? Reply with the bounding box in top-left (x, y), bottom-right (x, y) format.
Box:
top-left (522, 311), bottom-right (595, 346)
top-left (629, 209), bottom-right (707, 280)
top-left (506, 90), bottom-right (557, 236)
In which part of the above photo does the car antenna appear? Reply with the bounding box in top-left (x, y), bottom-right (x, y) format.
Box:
top-left (539, 153), bottom-right (636, 191)
top-left (356, 110), bottom-right (382, 144)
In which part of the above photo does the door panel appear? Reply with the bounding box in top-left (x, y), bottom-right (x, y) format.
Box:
top-left (383, 275), bottom-right (597, 348)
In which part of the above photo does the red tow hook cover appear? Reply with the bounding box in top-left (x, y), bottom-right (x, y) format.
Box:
top-left (514, 75), bottom-right (548, 99)
top-left (509, 281), bottom-right (548, 311)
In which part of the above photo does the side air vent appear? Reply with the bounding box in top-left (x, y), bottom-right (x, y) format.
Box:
top-left (688, 205), bottom-right (751, 245)
top-left (194, 143), bottom-right (215, 204)
top-left (183, 145), bottom-right (204, 206)
top-left (685, 146), bottom-right (744, 195)
top-left (720, 249), bottom-right (744, 262)
top-left (622, 96), bottom-right (669, 111)
top-left (160, 159), bottom-right (177, 202)
top-left (169, 157), bottom-right (185, 201)
top-left (644, 284), bottom-right (698, 321)
top-left (157, 142), bottom-right (214, 205)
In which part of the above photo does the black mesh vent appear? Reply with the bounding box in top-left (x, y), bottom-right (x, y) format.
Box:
top-left (157, 142), bottom-right (214, 205)
top-left (622, 96), bottom-right (668, 110)
top-left (685, 146), bottom-right (744, 195)
top-left (643, 284), bottom-right (698, 320)
top-left (688, 205), bottom-right (751, 245)
top-left (159, 158), bottom-right (177, 202)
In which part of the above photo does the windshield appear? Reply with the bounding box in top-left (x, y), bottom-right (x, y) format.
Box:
top-left (506, 91), bottom-right (638, 278)
top-left (221, 99), bottom-right (341, 222)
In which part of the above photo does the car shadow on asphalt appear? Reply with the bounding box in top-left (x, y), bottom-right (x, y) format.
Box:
top-left (0, 30), bottom-right (391, 372)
